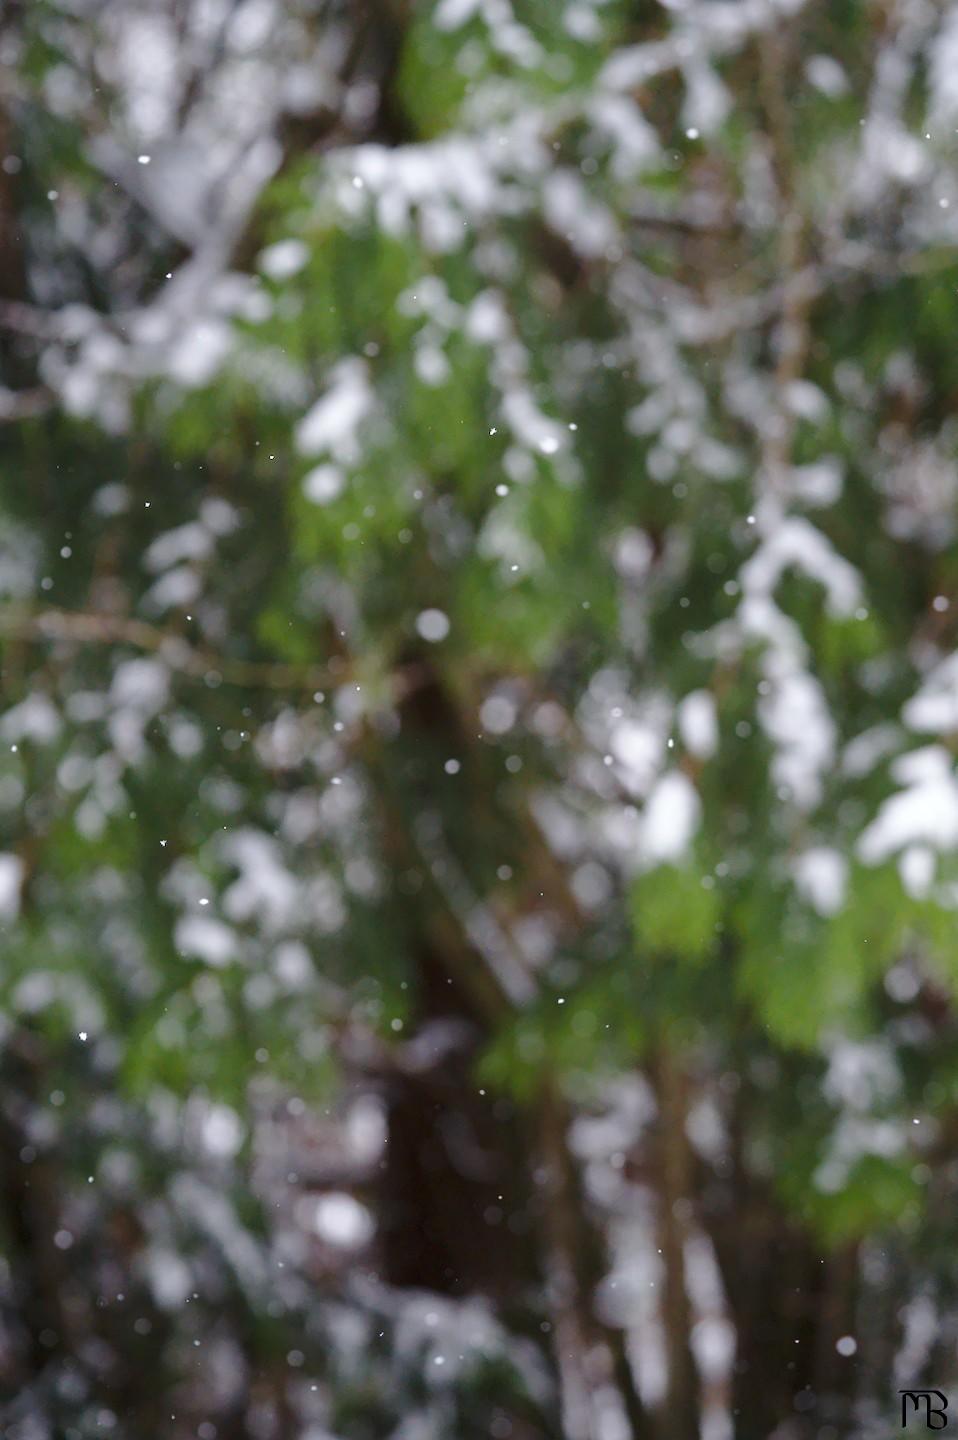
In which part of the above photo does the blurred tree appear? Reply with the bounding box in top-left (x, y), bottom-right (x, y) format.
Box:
top-left (2, 1), bottom-right (958, 1438)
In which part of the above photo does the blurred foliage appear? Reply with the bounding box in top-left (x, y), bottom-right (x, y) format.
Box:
top-left (3, 0), bottom-right (958, 1438)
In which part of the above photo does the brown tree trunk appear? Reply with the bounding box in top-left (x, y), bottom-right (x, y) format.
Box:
top-left (534, 1076), bottom-right (647, 1440)
top-left (654, 1049), bottom-right (699, 1440)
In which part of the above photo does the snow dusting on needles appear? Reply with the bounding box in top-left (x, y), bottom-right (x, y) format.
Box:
top-left (10, 1), bottom-right (958, 1428)
top-left (741, 517), bottom-right (861, 619)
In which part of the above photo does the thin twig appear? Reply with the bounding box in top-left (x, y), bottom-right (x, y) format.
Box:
top-left (0, 605), bottom-right (424, 698)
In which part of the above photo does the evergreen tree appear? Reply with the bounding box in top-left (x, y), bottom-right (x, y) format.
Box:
top-left (2, 1), bottom-right (958, 1437)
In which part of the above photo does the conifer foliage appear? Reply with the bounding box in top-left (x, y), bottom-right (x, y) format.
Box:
top-left (2, 1), bottom-right (958, 1437)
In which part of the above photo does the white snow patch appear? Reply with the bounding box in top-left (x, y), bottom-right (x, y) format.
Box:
top-left (221, 829), bottom-right (299, 932)
top-left (899, 844), bottom-right (936, 899)
top-left (610, 717), bottom-right (667, 796)
top-left (542, 170), bottom-right (618, 258)
top-left (303, 1192), bottom-right (374, 1249)
top-left (741, 516), bottom-right (860, 617)
top-left (904, 651), bottom-right (958, 735)
top-left (480, 692), bottom-right (517, 734)
top-left (793, 847), bottom-right (847, 916)
top-left (258, 239), bottom-right (309, 280)
top-left (929, 9), bottom-right (958, 128)
top-left (759, 666), bottom-right (836, 811)
top-left (640, 771), bottom-right (701, 865)
top-left (1, 694), bottom-right (61, 744)
top-left (613, 528), bottom-right (655, 581)
top-left (822, 1036), bottom-right (901, 1111)
top-left (842, 724), bottom-right (901, 778)
top-left (416, 608), bottom-right (450, 643)
top-left (296, 358), bottom-right (372, 463)
top-left (175, 914), bottom-right (237, 967)
top-left (789, 457), bottom-right (844, 508)
top-left (144, 522), bottom-right (211, 573)
top-left (434, 0), bottom-right (482, 29)
top-left (110, 657), bottom-right (169, 713)
top-left (147, 1249), bottom-right (193, 1309)
top-left (859, 746), bottom-right (958, 864)
top-left (199, 1102), bottom-right (245, 1159)
top-left (0, 853), bottom-right (24, 921)
top-left (144, 565), bottom-right (202, 613)
top-left (806, 55), bottom-right (849, 98)
top-left (303, 463), bottom-right (345, 505)
top-left (167, 317), bottom-right (232, 388)
top-left (677, 691), bottom-right (718, 760)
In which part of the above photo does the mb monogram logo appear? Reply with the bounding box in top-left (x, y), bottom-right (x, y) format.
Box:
top-left (900, 1391), bottom-right (949, 1429)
